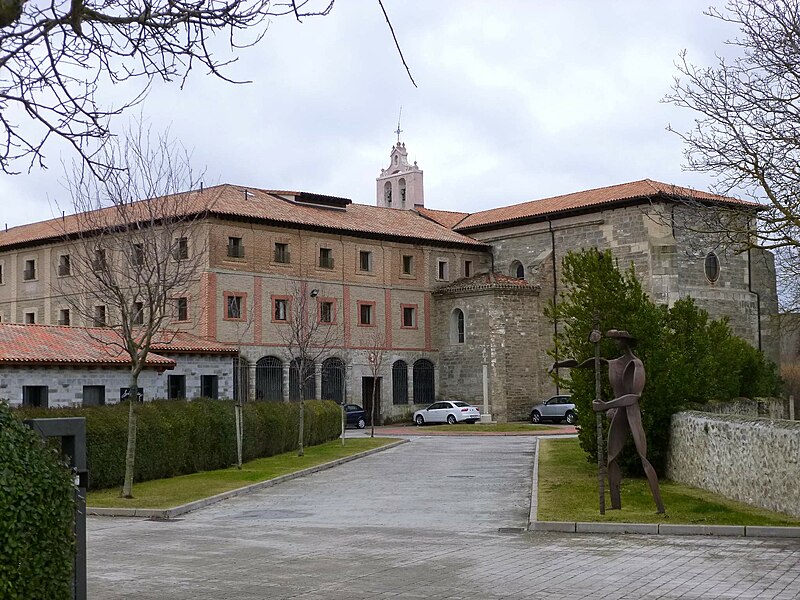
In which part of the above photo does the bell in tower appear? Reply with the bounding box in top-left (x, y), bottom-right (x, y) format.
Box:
top-left (376, 142), bottom-right (424, 210)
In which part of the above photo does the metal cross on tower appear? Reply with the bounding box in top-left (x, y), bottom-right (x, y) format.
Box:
top-left (395, 106), bottom-right (403, 143)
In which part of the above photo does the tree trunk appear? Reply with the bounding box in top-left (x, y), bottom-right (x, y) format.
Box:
top-left (298, 398), bottom-right (305, 457)
top-left (370, 378), bottom-right (378, 438)
top-left (121, 373), bottom-right (139, 498)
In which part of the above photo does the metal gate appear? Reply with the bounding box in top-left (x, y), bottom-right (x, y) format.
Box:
top-left (392, 360), bottom-right (408, 404)
top-left (413, 359), bottom-right (435, 405)
top-left (256, 356), bottom-right (283, 401)
top-left (321, 357), bottom-right (346, 404)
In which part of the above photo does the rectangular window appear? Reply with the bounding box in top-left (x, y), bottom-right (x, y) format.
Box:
top-left (93, 249), bottom-right (106, 271)
top-left (175, 297), bottom-right (188, 322)
top-left (226, 295), bottom-right (243, 319)
top-left (402, 305), bottom-right (417, 328)
top-left (274, 298), bottom-right (288, 322)
top-left (57, 254), bottom-right (71, 276)
top-left (464, 260), bottom-right (472, 278)
top-left (23, 259), bottom-right (36, 281)
top-left (319, 301), bottom-right (334, 323)
top-left (227, 237), bottom-right (244, 258)
top-left (0, 263), bottom-right (4, 284)
top-left (93, 305), bottom-right (106, 327)
top-left (359, 302), bottom-right (373, 326)
top-left (82, 385), bottom-right (106, 406)
top-left (402, 255), bottom-right (414, 275)
top-left (22, 386), bottom-right (48, 408)
top-left (201, 375), bottom-right (219, 400)
top-left (167, 375), bottom-right (186, 400)
top-left (437, 260), bottom-right (449, 281)
top-left (274, 242), bottom-right (290, 264)
top-left (24, 311), bottom-right (35, 324)
top-left (132, 243), bottom-right (144, 267)
top-left (319, 247), bottom-right (334, 269)
top-left (58, 308), bottom-right (70, 326)
top-left (119, 387), bottom-right (144, 402)
top-left (174, 237), bottom-right (189, 260)
top-left (359, 250), bottom-right (372, 272)
top-left (132, 301), bottom-right (144, 325)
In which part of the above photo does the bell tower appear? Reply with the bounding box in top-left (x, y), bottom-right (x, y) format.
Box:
top-left (376, 142), bottom-right (424, 210)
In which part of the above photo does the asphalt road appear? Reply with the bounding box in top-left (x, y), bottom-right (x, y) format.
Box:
top-left (87, 435), bottom-right (800, 599)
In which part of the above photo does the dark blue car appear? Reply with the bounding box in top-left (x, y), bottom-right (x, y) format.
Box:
top-left (344, 404), bottom-right (367, 429)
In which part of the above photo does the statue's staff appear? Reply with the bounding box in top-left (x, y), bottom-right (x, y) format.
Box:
top-left (589, 313), bottom-right (606, 515)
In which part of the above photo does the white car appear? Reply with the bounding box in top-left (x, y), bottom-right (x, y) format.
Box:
top-left (413, 401), bottom-right (481, 425)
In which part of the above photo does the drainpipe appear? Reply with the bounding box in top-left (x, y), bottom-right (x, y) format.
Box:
top-left (747, 247), bottom-right (763, 351)
top-left (549, 219), bottom-right (559, 394)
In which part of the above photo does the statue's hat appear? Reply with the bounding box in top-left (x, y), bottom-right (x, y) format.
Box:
top-left (605, 329), bottom-right (636, 343)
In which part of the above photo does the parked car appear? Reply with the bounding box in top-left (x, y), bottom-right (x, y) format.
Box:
top-left (343, 404), bottom-right (367, 429)
top-left (530, 395), bottom-right (576, 424)
top-left (413, 401), bottom-right (481, 425)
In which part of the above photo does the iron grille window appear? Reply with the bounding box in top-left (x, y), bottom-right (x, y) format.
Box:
top-left (274, 243), bottom-right (290, 263)
top-left (319, 247), bottom-right (334, 269)
top-left (413, 360), bottom-right (435, 405)
top-left (227, 237), bottom-right (245, 258)
top-left (392, 360), bottom-right (409, 405)
top-left (255, 356), bottom-right (283, 401)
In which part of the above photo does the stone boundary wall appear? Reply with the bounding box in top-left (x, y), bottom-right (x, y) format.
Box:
top-left (667, 411), bottom-right (800, 518)
top-left (703, 397), bottom-right (789, 420)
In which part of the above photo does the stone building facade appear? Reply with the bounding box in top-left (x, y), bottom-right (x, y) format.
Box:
top-left (0, 144), bottom-right (779, 421)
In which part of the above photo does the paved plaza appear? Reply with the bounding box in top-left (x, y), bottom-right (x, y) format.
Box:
top-left (88, 436), bottom-right (800, 599)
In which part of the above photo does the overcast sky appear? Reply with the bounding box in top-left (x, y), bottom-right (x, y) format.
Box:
top-left (0, 1), bottom-right (735, 229)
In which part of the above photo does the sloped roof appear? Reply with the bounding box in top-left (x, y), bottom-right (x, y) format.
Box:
top-left (454, 179), bottom-right (762, 232)
top-left (433, 272), bottom-right (539, 294)
top-left (0, 184), bottom-right (488, 251)
top-left (0, 324), bottom-right (236, 367)
top-left (416, 207), bottom-right (470, 229)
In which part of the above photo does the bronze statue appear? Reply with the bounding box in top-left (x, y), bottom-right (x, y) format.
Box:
top-left (552, 329), bottom-right (665, 514)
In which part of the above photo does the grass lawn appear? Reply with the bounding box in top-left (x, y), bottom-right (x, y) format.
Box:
top-left (407, 422), bottom-right (564, 433)
top-left (538, 438), bottom-right (800, 526)
top-left (88, 437), bottom-right (397, 509)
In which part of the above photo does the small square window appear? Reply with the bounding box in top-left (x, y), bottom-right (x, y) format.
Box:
top-left (402, 255), bottom-right (413, 275)
top-left (319, 247), bottom-right (334, 269)
top-left (464, 260), bottom-right (472, 278)
top-left (58, 254), bottom-right (71, 276)
top-left (174, 237), bottom-right (189, 260)
top-left (437, 260), bottom-right (449, 281)
top-left (402, 306), bottom-right (416, 328)
top-left (274, 243), bottom-right (290, 264)
top-left (359, 250), bottom-right (372, 272)
top-left (227, 237), bottom-right (245, 258)
top-left (93, 305), bottom-right (106, 327)
top-left (226, 295), bottom-right (243, 319)
top-left (23, 259), bottom-right (36, 281)
top-left (274, 298), bottom-right (288, 321)
top-left (359, 303), bottom-right (373, 326)
top-left (24, 311), bottom-right (35, 324)
top-left (58, 308), bottom-right (70, 326)
top-left (175, 297), bottom-right (188, 322)
top-left (320, 301), bottom-right (334, 323)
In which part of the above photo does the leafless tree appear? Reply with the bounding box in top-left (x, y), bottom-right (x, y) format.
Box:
top-left (365, 326), bottom-right (386, 438)
top-left (0, 0), bottom-right (414, 175)
top-left (56, 122), bottom-right (206, 497)
top-left (276, 280), bottom-right (339, 456)
top-left (665, 0), bottom-right (800, 309)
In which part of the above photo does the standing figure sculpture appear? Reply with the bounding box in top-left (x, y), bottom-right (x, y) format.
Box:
top-left (552, 329), bottom-right (665, 513)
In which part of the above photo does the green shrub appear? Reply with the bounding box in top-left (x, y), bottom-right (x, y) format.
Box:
top-left (0, 401), bottom-right (75, 599)
top-left (15, 399), bottom-right (342, 491)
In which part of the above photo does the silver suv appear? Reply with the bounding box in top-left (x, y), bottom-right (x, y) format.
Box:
top-left (530, 395), bottom-right (576, 424)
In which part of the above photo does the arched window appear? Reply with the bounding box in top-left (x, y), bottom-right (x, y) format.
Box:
top-left (392, 360), bottom-right (408, 405)
top-left (450, 308), bottom-right (465, 344)
top-left (289, 357), bottom-right (315, 401)
top-left (384, 181), bottom-right (392, 204)
top-left (321, 357), bottom-right (346, 404)
top-left (233, 356), bottom-right (250, 403)
top-left (413, 359), bottom-right (435, 405)
top-left (510, 260), bottom-right (525, 279)
top-left (255, 356), bottom-right (283, 401)
top-left (704, 252), bottom-right (720, 283)
top-left (399, 178), bottom-right (407, 204)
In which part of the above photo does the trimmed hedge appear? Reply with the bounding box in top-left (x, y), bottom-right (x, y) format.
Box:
top-left (15, 399), bottom-right (342, 490)
top-left (0, 401), bottom-right (75, 599)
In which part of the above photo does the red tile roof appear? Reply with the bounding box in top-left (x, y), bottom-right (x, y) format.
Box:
top-left (454, 179), bottom-right (762, 231)
top-left (0, 324), bottom-right (236, 367)
top-left (0, 184), bottom-right (488, 251)
top-left (416, 207), bottom-right (470, 229)
top-left (433, 272), bottom-right (539, 293)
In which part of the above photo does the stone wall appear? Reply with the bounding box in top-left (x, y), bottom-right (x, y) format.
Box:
top-left (667, 411), bottom-right (800, 518)
top-left (703, 397), bottom-right (789, 420)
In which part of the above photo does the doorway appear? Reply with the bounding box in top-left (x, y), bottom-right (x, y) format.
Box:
top-left (362, 377), bottom-right (382, 425)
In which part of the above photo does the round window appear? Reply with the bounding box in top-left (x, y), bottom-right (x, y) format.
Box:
top-left (704, 252), bottom-right (720, 283)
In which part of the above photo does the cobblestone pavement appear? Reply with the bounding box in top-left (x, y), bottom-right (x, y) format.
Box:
top-left (88, 436), bottom-right (800, 599)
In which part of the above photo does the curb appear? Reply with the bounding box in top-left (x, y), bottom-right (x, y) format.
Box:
top-left (88, 439), bottom-right (409, 519)
top-left (528, 521), bottom-right (800, 538)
